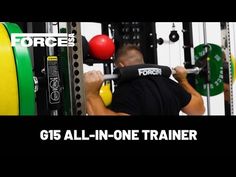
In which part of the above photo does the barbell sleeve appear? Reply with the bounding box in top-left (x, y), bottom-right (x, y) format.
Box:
top-left (171, 67), bottom-right (201, 75)
top-left (187, 67), bottom-right (201, 74)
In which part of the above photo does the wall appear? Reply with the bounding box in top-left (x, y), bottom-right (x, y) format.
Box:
top-left (81, 22), bottom-right (104, 74)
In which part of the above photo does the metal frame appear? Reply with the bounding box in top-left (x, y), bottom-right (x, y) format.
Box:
top-left (182, 22), bottom-right (196, 87)
top-left (202, 22), bottom-right (211, 115)
top-left (111, 22), bottom-right (158, 64)
top-left (66, 22), bottom-right (86, 115)
top-left (225, 22), bottom-right (234, 115)
top-left (31, 22), bottom-right (48, 115)
top-left (101, 22), bottom-right (112, 75)
top-left (45, 22), bottom-right (60, 116)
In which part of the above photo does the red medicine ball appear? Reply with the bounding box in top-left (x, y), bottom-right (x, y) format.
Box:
top-left (89, 34), bottom-right (115, 60)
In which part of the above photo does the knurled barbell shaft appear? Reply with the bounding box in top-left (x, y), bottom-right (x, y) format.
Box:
top-left (103, 74), bottom-right (119, 81)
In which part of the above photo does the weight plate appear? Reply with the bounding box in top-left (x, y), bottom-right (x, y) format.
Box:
top-left (234, 56), bottom-right (236, 82)
top-left (231, 55), bottom-right (236, 82)
top-left (194, 43), bottom-right (224, 96)
top-left (3, 22), bottom-right (35, 115)
top-left (0, 23), bottom-right (19, 115)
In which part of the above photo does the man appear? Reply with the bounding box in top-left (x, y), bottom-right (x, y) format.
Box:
top-left (84, 44), bottom-right (205, 115)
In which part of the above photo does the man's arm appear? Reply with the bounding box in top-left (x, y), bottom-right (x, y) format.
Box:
top-left (84, 70), bottom-right (128, 115)
top-left (173, 66), bottom-right (205, 115)
top-left (178, 79), bottom-right (205, 115)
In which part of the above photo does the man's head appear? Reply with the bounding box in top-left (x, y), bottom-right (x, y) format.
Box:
top-left (114, 44), bottom-right (144, 68)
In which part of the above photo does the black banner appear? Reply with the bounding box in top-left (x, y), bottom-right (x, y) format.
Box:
top-left (0, 116), bottom-right (235, 156)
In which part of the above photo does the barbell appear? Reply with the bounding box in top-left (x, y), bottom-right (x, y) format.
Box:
top-left (103, 64), bottom-right (202, 83)
top-left (102, 43), bottom-right (228, 97)
top-left (102, 44), bottom-right (211, 83)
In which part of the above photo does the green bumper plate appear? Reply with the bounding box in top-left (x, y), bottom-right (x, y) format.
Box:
top-left (194, 43), bottom-right (224, 96)
top-left (231, 55), bottom-right (235, 82)
top-left (4, 22), bottom-right (35, 115)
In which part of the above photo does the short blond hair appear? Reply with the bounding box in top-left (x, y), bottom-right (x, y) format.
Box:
top-left (115, 44), bottom-right (143, 63)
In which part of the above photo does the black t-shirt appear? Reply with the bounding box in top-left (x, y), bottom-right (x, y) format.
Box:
top-left (109, 76), bottom-right (191, 115)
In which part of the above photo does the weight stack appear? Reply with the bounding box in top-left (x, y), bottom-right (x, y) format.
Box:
top-left (110, 22), bottom-right (158, 64)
